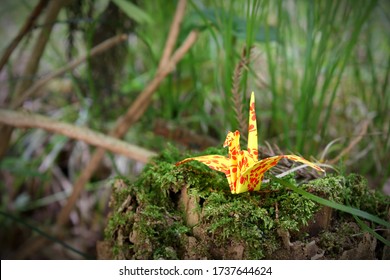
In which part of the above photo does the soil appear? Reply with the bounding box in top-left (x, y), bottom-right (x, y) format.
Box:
top-left (97, 146), bottom-right (390, 260)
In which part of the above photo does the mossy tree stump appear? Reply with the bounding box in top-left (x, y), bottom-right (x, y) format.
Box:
top-left (98, 147), bottom-right (390, 260)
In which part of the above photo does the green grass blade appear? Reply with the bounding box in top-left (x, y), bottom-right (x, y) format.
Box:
top-left (112, 0), bottom-right (153, 25)
top-left (272, 177), bottom-right (390, 229)
top-left (353, 214), bottom-right (390, 247)
top-left (0, 210), bottom-right (93, 259)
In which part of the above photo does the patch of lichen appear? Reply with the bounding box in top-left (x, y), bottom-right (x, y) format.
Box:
top-left (104, 146), bottom-right (389, 259)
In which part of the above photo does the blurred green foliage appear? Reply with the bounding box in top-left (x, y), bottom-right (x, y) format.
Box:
top-left (1, 0), bottom-right (390, 259)
top-left (2, 0), bottom-right (388, 185)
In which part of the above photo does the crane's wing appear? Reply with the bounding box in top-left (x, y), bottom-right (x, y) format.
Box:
top-left (176, 155), bottom-right (234, 188)
top-left (235, 155), bottom-right (324, 194)
top-left (176, 155), bottom-right (230, 174)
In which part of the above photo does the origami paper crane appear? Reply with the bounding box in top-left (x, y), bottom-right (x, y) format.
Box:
top-left (176, 92), bottom-right (324, 194)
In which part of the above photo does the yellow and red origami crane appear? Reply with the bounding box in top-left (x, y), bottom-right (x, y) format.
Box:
top-left (176, 92), bottom-right (324, 194)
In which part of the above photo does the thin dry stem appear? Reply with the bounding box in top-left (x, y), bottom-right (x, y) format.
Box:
top-left (158, 0), bottom-right (187, 70)
top-left (57, 31), bottom-right (198, 227)
top-left (0, 0), bottom-right (49, 72)
top-left (0, 0), bottom-right (71, 159)
top-left (328, 119), bottom-right (370, 164)
top-left (231, 47), bottom-right (250, 141)
top-left (0, 109), bottom-right (156, 163)
top-left (113, 30), bottom-right (198, 137)
top-left (56, 1), bottom-right (197, 231)
top-left (13, 0), bottom-right (72, 99)
top-left (12, 34), bottom-right (128, 108)
top-left (13, 0), bottom-right (198, 259)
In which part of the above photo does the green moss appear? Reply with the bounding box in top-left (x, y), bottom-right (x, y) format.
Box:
top-left (201, 192), bottom-right (275, 258)
top-left (306, 174), bottom-right (389, 219)
top-left (277, 192), bottom-right (318, 231)
top-left (317, 221), bottom-right (360, 258)
top-left (131, 204), bottom-right (189, 259)
top-left (305, 175), bottom-right (347, 203)
top-left (104, 146), bottom-right (389, 259)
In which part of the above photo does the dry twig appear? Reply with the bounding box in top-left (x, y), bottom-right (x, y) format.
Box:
top-left (158, 0), bottom-right (187, 69)
top-left (57, 0), bottom-right (197, 231)
top-left (328, 119), bottom-right (370, 164)
top-left (0, 0), bottom-right (72, 158)
top-left (0, 109), bottom-right (156, 163)
top-left (14, 0), bottom-right (198, 259)
top-left (11, 34), bottom-right (128, 108)
top-left (231, 47), bottom-right (250, 141)
top-left (0, 0), bottom-right (49, 72)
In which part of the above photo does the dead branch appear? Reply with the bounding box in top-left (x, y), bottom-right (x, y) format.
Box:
top-left (158, 0), bottom-right (187, 69)
top-left (112, 30), bottom-right (198, 137)
top-left (0, 0), bottom-right (49, 72)
top-left (328, 119), bottom-right (370, 164)
top-left (0, 0), bottom-right (71, 158)
top-left (15, 0), bottom-right (198, 259)
top-left (56, 0), bottom-right (197, 228)
top-left (13, 0), bottom-right (72, 99)
top-left (12, 34), bottom-right (128, 108)
top-left (0, 109), bottom-right (156, 163)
